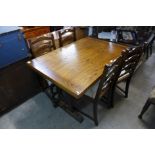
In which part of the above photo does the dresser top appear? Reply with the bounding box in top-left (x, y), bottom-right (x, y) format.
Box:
top-left (0, 26), bottom-right (20, 35)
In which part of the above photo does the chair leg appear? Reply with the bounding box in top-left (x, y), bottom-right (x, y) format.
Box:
top-left (150, 46), bottom-right (152, 56)
top-left (125, 78), bottom-right (131, 98)
top-left (93, 102), bottom-right (98, 126)
top-left (54, 87), bottom-right (63, 107)
top-left (107, 87), bottom-right (115, 108)
top-left (146, 47), bottom-right (149, 59)
top-left (138, 100), bottom-right (152, 119)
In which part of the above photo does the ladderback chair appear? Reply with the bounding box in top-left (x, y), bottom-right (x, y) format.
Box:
top-left (29, 33), bottom-right (58, 105)
top-left (29, 33), bottom-right (56, 58)
top-left (58, 27), bottom-right (76, 47)
top-left (116, 29), bottom-right (138, 45)
top-left (117, 45), bottom-right (144, 98)
top-left (138, 86), bottom-right (155, 119)
top-left (84, 54), bottom-right (124, 125)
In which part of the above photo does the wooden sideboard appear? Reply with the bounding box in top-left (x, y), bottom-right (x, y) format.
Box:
top-left (0, 27), bottom-right (42, 115)
top-left (22, 26), bottom-right (51, 39)
top-left (0, 58), bottom-right (41, 115)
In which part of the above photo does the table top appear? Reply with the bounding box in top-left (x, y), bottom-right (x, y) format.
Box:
top-left (27, 37), bottom-right (127, 99)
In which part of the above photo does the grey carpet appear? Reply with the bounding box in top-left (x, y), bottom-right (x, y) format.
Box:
top-left (0, 48), bottom-right (155, 129)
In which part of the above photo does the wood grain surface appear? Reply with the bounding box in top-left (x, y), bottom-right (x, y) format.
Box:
top-left (27, 37), bottom-right (128, 98)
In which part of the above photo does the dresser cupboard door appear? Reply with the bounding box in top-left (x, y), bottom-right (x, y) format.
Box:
top-left (0, 59), bottom-right (41, 114)
top-left (0, 86), bottom-right (11, 112)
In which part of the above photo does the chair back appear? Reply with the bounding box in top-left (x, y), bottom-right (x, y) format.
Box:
top-left (29, 33), bottom-right (56, 57)
top-left (145, 33), bottom-right (155, 48)
top-left (121, 45), bottom-right (144, 76)
top-left (116, 29), bottom-right (138, 45)
top-left (95, 54), bottom-right (124, 100)
top-left (58, 27), bottom-right (76, 47)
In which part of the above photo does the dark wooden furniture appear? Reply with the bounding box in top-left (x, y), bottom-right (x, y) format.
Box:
top-left (90, 28), bottom-right (138, 45)
top-left (22, 27), bottom-right (51, 39)
top-left (27, 37), bottom-right (128, 125)
top-left (90, 27), bottom-right (154, 48)
top-left (58, 27), bottom-right (76, 47)
top-left (27, 37), bottom-right (127, 99)
top-left (0, 58), bottom-right (41, 115)
top-left (29, 33), bottom-right (59, 104)
top-left (138, 86), bottom-right (155, 119)
top-left (83, 54), bottom-right (124, 125)
top-left (29, 33), bottom-right (56, 57)
top-left (116, 29), bottom-right (138, 45)
top-left (52, 27), bottom-right (86, 49)
top-left (0, 27), bottom-right (42, 115)
top-left (58, 54), bottom-right (124, 125)
top-left (117, 45), bottom-right (144, 98)
top-left (0, 27), bottom-right (87, 116)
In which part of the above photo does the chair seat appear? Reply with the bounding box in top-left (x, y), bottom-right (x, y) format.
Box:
top-left (85, 81), bottom-right (100, 98)
top-left (85, 80), bottom-right (110, 99)
top-left (117, 70), bottom-right (130, 82)
top-left (32, 39), bottom-right (52, 50)
top-left (62, 32), bottom-right (74, 44)
top-left (32, 40), bottom-right (51, 48)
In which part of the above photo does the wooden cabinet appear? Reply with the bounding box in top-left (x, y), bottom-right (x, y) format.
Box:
top-left (0, 58), bottom-right (41, 114)
top-left (22, 26), bottom-right (51, 39)
top-left (0, 27), bottom-right (42, 115)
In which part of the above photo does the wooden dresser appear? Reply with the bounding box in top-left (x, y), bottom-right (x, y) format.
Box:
top-left (0, 27), bottom-right (41, 115)
top-left (22, 26), bottom-right (51, 39)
